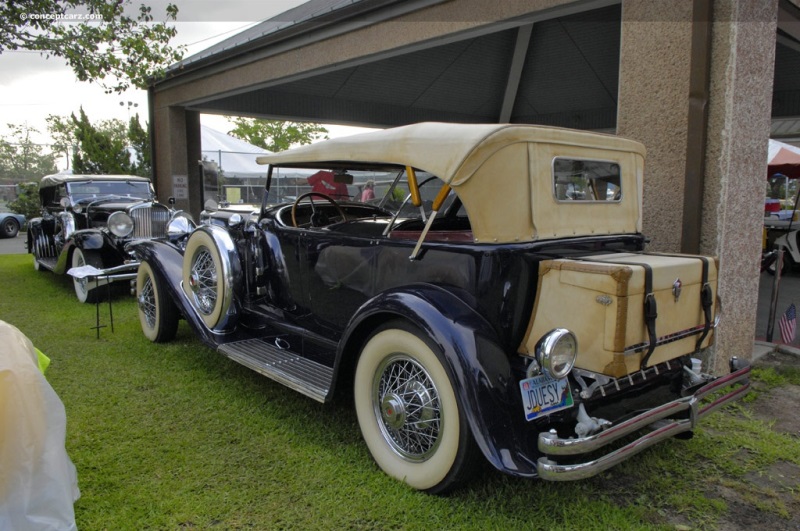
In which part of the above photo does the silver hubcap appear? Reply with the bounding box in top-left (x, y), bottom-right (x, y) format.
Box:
top-left (189, 248), bottom-right (217, 315)
top-left (373, 354), bottom-right (442, 461)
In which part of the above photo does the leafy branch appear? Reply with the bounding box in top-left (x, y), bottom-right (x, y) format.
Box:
top-left (0, 0), bottom-right (184, 93)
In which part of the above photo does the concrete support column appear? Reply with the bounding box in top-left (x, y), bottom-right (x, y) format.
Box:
top-left (618, 0), bottom-right (778, 372)
top-left (702, 0), bottom-right (777, 372)
top-left (152, 105), bottom-right (203, 221)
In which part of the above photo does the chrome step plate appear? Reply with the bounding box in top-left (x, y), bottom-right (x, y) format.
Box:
top-left (218, 337), bottom-right (334, 403)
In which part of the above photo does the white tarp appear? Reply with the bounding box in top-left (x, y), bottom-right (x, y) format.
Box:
top-left (0, 321), bottom-right (79, 531)
top-left (200, 125), bottom-right (270, 179)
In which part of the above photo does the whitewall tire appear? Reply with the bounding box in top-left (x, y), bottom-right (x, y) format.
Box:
top-left (71, 247), bottom-right (102, 303)
top-left (182, 230), bottom-right (228, 329)
top-left (354, 322), bottom-right (478, 493)
top-left (137, 260), bottom-right (179, 343)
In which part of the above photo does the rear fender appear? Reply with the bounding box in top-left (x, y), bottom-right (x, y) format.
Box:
top-left (338, 284), bottom-right (538, 477)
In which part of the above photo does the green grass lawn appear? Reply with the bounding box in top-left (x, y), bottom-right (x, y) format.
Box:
top-left (1, 253), bottom-right (799, 530)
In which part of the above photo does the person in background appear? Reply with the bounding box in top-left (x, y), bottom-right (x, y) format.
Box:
top-left (361, 180), bottom-right (375, 202)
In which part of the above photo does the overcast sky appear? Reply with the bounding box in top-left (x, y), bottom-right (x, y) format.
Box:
top-left (0, 0), bottom-right (371, 167)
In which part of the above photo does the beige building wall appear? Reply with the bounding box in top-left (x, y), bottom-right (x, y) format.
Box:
top-left (617, 0), bottom-right (693, 253)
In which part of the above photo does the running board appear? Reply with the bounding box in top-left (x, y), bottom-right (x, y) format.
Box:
top-left (218, 337), bottom-right (334, 403)
top-left (37, 257), bottom-right (58, 271)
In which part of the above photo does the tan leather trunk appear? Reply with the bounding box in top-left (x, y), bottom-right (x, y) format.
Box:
top-left (520, 253), bottom-right (718, 378)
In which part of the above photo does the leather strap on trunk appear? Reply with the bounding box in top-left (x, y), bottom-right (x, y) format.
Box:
top-left (694, 257), bottom-right (713, 352)
top-left (599, 259), bottom-right (657, 368)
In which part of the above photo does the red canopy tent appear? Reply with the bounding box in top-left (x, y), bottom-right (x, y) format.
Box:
top-left (768, 139), bottom-right (800, 180)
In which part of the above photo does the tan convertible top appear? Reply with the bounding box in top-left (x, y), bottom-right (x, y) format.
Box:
top-left (257, 123), bottom-right (647, 243)
top-left (39, 174), bottom-right (151, 189)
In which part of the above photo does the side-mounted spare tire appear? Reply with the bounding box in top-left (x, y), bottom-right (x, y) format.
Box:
top-left (181, 226), bottom-right (238, 331)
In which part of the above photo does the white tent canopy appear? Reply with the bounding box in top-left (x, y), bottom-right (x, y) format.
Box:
top-left (201, 125), bottom-right (270, 179)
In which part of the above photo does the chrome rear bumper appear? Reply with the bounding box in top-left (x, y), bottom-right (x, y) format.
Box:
top-left (536, 362), bottom-right (750, 481)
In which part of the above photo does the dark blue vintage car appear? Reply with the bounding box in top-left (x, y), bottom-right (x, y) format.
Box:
top-left (130, 123), bottom-right (750, 492)
top-left (27, 174), bottom-right (188, 303)
top-left (0, 211), bottom-right (25, 239)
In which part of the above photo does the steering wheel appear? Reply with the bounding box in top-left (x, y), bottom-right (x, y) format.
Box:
top-left (291, 191), bottom-right (347, 228)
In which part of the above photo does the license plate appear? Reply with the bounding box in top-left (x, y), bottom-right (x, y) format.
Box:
top-left (520, 374), bottom-right (574, 421)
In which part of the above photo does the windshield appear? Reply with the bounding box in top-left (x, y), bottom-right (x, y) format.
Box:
top-left (267, 165), bottom-right (459, 220)
top-left (66, 180), bottom-right (153, 202)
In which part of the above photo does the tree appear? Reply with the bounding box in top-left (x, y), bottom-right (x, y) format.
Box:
top-left (0, 0), bottom-right (183, 93)
top-left (127, 114), bottom-right (151, 176)
top-left (7, 182), bottom-right (41, 220)
top-left (60, 108), bottom-right (152, 176)
top-left (0, 124), bottom-right (58, 182)
top-left (45, 114), bottom-right (77, 166)
top-left (227, 118), bottom-right (328, 152)
top-left (71, 108), bottom-right (132, 174)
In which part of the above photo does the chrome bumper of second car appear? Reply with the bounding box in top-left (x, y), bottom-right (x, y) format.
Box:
top-left (536, 361), bottom-right (751, 481)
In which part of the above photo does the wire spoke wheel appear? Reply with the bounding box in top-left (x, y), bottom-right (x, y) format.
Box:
top-left (374, 355), bottom-right (442, 461)
top-left (71, 248), bottom-right (101, 303)
top-left (137, 260), bottom-right (178, 343)
top-left (189, 248), bottom-right (218, 314)
top-left (354, 322), bottom-right (479, 493)
top-left (139, 275), bottom-right (157, 329)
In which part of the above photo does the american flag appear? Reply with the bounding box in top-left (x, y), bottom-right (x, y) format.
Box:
top-left (780, 303), bottom-right (797, 344)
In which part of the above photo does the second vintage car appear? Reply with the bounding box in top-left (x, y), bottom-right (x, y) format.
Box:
top-left (27, 174), bottom-right (188, 303)
top-left (129, 123), bottom-right (750, 492)
top-left (0, 211), bottom-right (25, 239)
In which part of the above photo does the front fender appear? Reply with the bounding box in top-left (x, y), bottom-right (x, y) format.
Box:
top-left (127, 238), bottom-right (237, 348)
top-left (53, 230), bottom-right (116, 274)
top-left (339, 284), bottom-right (538, 477)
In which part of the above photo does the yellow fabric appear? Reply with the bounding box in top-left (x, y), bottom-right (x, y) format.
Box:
top-left (36, 348), bottom-right (50, 374)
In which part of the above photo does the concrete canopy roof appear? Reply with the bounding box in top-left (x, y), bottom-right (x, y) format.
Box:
top-left (154, 0), bottom-right (623, 130)
top-left (152, 0), bottom-right (800, 132)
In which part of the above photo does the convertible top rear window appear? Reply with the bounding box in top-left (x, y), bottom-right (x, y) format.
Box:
top-left (553, 158), bottom-right (621, 202)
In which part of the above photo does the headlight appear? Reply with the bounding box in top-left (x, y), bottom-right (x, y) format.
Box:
top-left (535, 329), bottom-right (577, 379)
top-left (108, 211), bottom-right (134, 237)
top-left (167, 213), bottom-right (196, 238)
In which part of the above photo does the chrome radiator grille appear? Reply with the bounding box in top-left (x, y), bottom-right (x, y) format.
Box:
top-left (130, 203), bottom-right (170, 239)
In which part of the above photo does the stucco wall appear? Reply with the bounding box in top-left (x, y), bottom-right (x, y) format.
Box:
top-left (703, 0), bottom-right (777, 371)
top-left (617, 0), bottom-right (693, 253)
top-left (618, 0), bottom-right (777, 370)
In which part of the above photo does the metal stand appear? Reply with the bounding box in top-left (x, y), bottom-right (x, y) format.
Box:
top-left (89, 275), bottom-right (115, 339)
